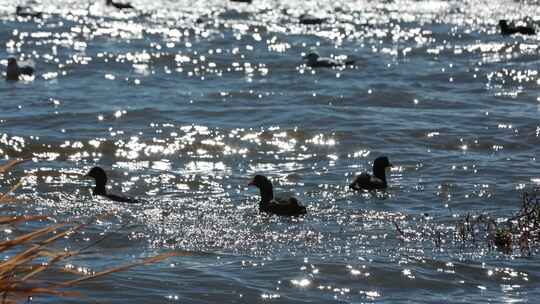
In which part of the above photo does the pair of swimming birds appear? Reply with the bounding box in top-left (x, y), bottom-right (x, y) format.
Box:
top-left (86, 156), bottom-right (392, 217)
top-left (16, 0), bottom-right (134, 15)
top-left (6, 52), bottom-right (351, 81)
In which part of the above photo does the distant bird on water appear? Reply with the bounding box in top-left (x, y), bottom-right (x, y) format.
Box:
top-left (15, 6), bottom-right (43, 18)
top-left (349, 156), bottom-right (393, 191)
top-left (106, 0), bottom-right (134, 10)
top-left (6, 58), bottom-right (34, 81)
top-left (87, 166), bottom-right (138, 203)
top-left (304, 52), bottom-right (354, 68)
top-left (248, 175), bottom-right (307, 216)
top-left (499, 20), bottom-right (536, 35)
top-left (230, 0), bottom-right (252, 3)
top-left (299, 14), bottom-right (326, 25)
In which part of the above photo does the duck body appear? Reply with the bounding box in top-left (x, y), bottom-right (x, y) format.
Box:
top-left (499, 20), bottom-right (535, 35)
top-left (349, 173), bottom-right (387, 191)
top-left (101, 192), bottom-right (138, 203)
top-left (16, 6), bottom-right (43, 18)
top-left (230, 0), bottom-right (253, 3)
top-left (249, 175), bottom-right (307, 217)
top-left (87, 166), bottom-right (138, 203)
top-left (260, 197), bottom-right (307, 216)
top-left (299, 14), bottom-right (326, 25)
top-left (350, 156), bottom-right (392, 191)
top-left (106, 0), bottom-right (134, 10)
top-left (6, 58), bottom-right (34, 81)
top-left (304, 52), bottom-right (354, 68)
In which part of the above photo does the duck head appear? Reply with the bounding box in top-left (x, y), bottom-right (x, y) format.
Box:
top-left (304, 52), bottom-right (319, 65)
top-left (248, 175), bottom-right (274, 202)
top-left (499, 20), bottom-right (509, 30)
top-left (6, 58), bottom-right (19, 81)
top-left (372, 156), bottom-right (392, 182)
top-left (87, 166), bottom-right (108, 195)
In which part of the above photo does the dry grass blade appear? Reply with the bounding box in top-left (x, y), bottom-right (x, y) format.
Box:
top-left (76, 222), bottom-right (129, 254)
top-left (39, 224), bottom-right (83, 246)
top-left (0, 212), bottom-right (186, 302)
top-left (1, 285), bottom-right (79, 297)
top-left (0, 178), bottom-right (24, 203)
top-left (0, 224), bottom-right (85, 302)
top-left (4, 225), bottom-right (85, 285)
top-left (20, 251), bottom-right (73, 282)
top-left (0, 215), bottom-right (49, 225)
top-left (58, 252), bottom-right (188, 287)
top-left (0, 159), bottom-right (28, 174)
top-left (35, 249), bottom-right (75, 259)
top-left (0, 246), bottom-right (43, 279)
top-left (17, 226), bottom-right (85, 282)
top-left (0, 224), bottom-right (64, 252)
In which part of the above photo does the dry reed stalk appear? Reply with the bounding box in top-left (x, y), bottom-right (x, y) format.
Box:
top-left (0, 178), bottom-right (24, 203)
top-left (391, 189), bottom-right (540, 255)
top-left (0, 160), bottom-right (28, 175)
top-left (0, 211), bottom-right (184, 303)
top-left (57, 252), bottom-right (186, 287)
top-left (0, 165), bottom-right (183, 302)
top-left (0, 216), bottom-right (49, 225)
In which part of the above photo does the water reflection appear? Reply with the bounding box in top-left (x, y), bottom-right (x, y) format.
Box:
top-left (1, 0), bottom-right (540, 302)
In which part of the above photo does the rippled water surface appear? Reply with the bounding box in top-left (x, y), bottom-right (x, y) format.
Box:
top-left (1, 0), bottom-right (540, 302)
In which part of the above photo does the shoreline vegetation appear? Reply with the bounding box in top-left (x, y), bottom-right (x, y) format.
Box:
top-left (393, 188), bottom-right (540, 256)
top-left (0, 159), bottom-right (184, 303)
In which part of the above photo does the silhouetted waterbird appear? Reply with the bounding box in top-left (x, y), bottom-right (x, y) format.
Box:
top-left (349, 156), bottom-right (393, 191)
top-left (299, 14), bottom-right (325, 25)
top-left (6, 58), bottom-right (34, 81)
top-left (106, 0), bottom-right (134, 10)
top-left (87, 167), bottom-right (138, 203)
top-left (249, 175), bottom-right (307, 216)
top-left (16, 6), bottom-right (42, 18)
top-left (499, 20), bottom-right (535, 35)
top-left (304, 52), bottom-right (354, 68)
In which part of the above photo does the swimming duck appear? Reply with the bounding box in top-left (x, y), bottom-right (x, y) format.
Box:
top-left (106, 0), bottom-right (134, 10)
top-left (304, 52), bottom-right (354, 68)
top-left (16, 6), bottom-right (43, 18)
top-left (349, 156), bottom-right (392, 191)
top-left (6, 58), bottom-right (34, 81)
top-left (299, 14), bottom-right (326, 25)
top-left (248, 175), bottom-right (307, 216)
top-left (499, 20), bottom-right (535, 35)
top-left (230, 0), bottom-right (252, 3)
top-left (87, 166), bottom-right (138, 203)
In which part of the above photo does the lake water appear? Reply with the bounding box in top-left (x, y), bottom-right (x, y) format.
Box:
top-left (1, 0), bottom-right (539, 302)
